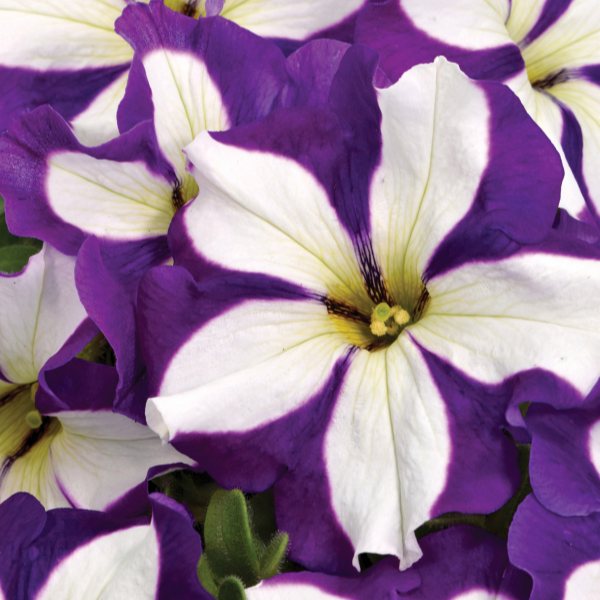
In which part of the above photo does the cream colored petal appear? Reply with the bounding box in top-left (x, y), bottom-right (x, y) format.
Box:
top-left (0, 0), bottom-right (133, 70)
top-left (46, 152), bottom-right (174, 241)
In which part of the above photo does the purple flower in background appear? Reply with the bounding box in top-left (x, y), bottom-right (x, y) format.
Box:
top-left (508, 494), bottom-right (600, 600)
top-left (0, 246), bottom-right (194, 512)
top-left (138, 51), bottom-right (600, 574)
top-left (0, 492), bottom-right (210, 599)
top-left (525, 377), bottom-right (600, 517)
top-left (246, 527), bottom-right (531, 599)
top-left (356, 0), bottom-right (600, 225)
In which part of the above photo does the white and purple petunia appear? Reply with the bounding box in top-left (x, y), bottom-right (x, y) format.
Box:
top-left (356, 0), bottom-right (600, 226)
top-left (137, 49), bottom-right (600, 573)
top-left (0, 491), bottom-right (210, 599)
top-left (246, 526), bottom-right (531, 599)
top-left (0, 0), bottom-right (369, 145)
top-left (508, 494), bottom-right (600, 600)
top-left (0, 1), bottom-right (293, 420)
top-left (0, 245), bottom-right (194, 512)
top-left (0, 0), bottom-right (140, 145)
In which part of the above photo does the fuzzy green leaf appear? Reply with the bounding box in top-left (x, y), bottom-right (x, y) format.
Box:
top-left (258, 532), bottom-right (289, 580)
top-left (218, 577), bottom-right (247, 600)
top-left (204, 489), bottom-right (260, 587)
top-left (197, 554), bottom-right (219, 599)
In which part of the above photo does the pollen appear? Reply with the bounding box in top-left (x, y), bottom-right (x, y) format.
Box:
top-left (370, 319), bottom-right (388, 336)
top-left (391, 306), bottom-right (410, 326)
top-left (370, 303), bottom-right (411, 337)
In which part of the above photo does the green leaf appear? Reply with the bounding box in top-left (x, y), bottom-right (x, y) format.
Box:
top-left (218, 577), bottom-right (246, 600)
top-left (0, 196), bottom-right (4, 215)
top-left (204, 489), bottom-right (260, 587)
top-left (0, 246), bottom-right (39, 274)
top-left (258, 532), bottom-right (289, 580)
top-left (197, 554), bottom-right (219, 599)
top-left (247, 490), bottom-right (278, 546)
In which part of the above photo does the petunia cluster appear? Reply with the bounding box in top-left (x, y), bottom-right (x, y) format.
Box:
top-left (1, 0), bottom-right (600, 598)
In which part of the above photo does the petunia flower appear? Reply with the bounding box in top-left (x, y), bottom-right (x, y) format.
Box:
top-left (0, 0), bottom-right (142, 146)
top-left (194, 0), bottom-right (369, 55)
top-left (0, 245), bottom-right (194, 511)
top-left (0, 491), bottom-right (210, 599)
top-left (355, 0), bottom-right (600, 225)
top-left (0, 0), bottom-right (368, 145)
top-left (0, 1), bottom-right (290, 419)
top-left (138, 51), bottom-right (600, 573)
top-left (246, 527), bottom-right (530, 600)
top-left (508, 494), bottom-right (600, 600)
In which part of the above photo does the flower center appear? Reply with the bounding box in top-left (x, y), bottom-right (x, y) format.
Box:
top-left (325, 285), bottom-right (430, 352)
top-left (0, 382), bottom-right (61, 486)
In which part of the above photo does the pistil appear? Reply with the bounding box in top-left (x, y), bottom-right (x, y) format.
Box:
top-left (370, 302), bottom-right (410, 337)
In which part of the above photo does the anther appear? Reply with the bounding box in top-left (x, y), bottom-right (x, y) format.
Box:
top-left (370, 320), bottom-right (387, 336)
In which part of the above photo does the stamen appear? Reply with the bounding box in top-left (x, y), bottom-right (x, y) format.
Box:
top-left (25, 410), bottom-right (43, 429)
top-left (391, 307), bottom-right (410, 326)
top-left (29, 381), bottom-right (39, 405)
top-left (370, 320), bottom-right (388, 336)
top-left (371, 304), bottom-right (410, 337)
top-left (386, 322), bottom-right (400, 336)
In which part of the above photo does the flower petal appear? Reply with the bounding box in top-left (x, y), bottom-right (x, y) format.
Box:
top-left (525, 384), bottom-right (600, 516)
top-left (0, 245), bottom-right (89, 385)
top-left (0, 0), bottom-right (132, 70)
top-left (418, 248), bottom-right (600, 396)
top-left (508, 494), bottom-right (600, 600)
top-left (0, 107), bottom-right (174, 254)
top-left (69, 71), bottom-right (129, 147)
top-left (147, 296), bottom-right (347, 441)
top-left (1, 493), bottom-right (209, 599)
top-left (182, 116), bottom-right (365, 302)
top-left (219, 0), bottom-right (367, 41)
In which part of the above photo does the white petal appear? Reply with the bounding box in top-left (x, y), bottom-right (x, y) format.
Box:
top-left (34, 524), bottom-right (158, 600)
top-left (550, 78), bottom-right (600, 216)
top-left (142, 49), bottom-right (229, 191)
top-left (417, 252), bottom-right (600, 395)
top-left (220, 0), bottom-right (366, 40)
top-left (325, 340), bottom-right (450, 570)
top-left (589, 420), bottom-right (600, 477)
top-left (564, 559), bottom-right (600, 600)
top-left (0, 0), bottom-right (132, 70)
top-left (47, 410), bottom-right (194, 511)
top-left (148, 299), bottom-right (348, 440)
top-left (371, 59), bottom-right (489, 306)
top-left (183, 137), bottom-right (367, 304)
top-left (46, 152), bottom-right (174, 241)
top-left (521, 0), bottom-right (600, 83)
top-left (400, 0), bottom-right (511, 50)
top-left (0, 245), bottom-right (88, 385)
top-left (246, 580), bottom-right (346, 600)
top-left (70, 71), bottom-right (129, 147)
top-left (505, 0), bottom-right (546, 45)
